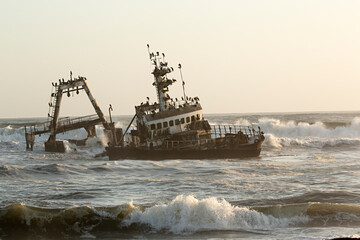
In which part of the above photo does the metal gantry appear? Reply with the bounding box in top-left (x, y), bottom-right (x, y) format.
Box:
top-left (25, 73), bottom-right (120, 152)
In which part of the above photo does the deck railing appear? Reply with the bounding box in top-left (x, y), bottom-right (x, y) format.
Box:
top-left (210, 125), bottom-right (262, 138)
top-left (57, 114), bottom-right (99, 128)
top-left (162, 124), bottom-right (263, 150)
top-left (25, 114), bottom-right (100, 135)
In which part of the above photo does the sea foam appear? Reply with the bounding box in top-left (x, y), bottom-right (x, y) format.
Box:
top-left (123, 195), bottom-right (308, 234)
top-left (259, 117), bottom-right (360, 148)
top-left (259, 117), bottom-right (360, 138)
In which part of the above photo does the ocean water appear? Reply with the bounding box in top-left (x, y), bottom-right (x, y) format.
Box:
top-left (1, 112), bottom-right (360, 239)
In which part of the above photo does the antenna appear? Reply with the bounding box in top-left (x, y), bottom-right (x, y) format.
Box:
top-left (147, 44), bottom-right (151, 59)
top-left (109, 104), bottom-right (113, 124)
top-left (178, 63), bottom-right (187, 103)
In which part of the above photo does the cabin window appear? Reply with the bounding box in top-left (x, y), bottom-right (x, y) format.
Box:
top-left (175, 119), bottom-right (180, 125)
top-left (191, 116), bottom-right (195, 122)
top-left (150, 124), bottom-right (156, 130)
top-left (157, 123), bottom-right (162, 129)
top-left (186, 117), bottom-right (190, 123)
top-left (163, 121), bottom-right (168, 128)
top-left (169, 120), bottom-right (174, 126)
top-left (196, 114), bottom-right (200, 120)
top-left (181, 118), bottom-right (185, 124)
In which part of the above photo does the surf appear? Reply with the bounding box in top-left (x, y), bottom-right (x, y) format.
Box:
top-left (258, 117), bottom-right (360, 149)
top-left (1, 195), bottom-right (360, 238)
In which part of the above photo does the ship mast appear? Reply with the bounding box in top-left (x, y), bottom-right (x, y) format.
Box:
top-left (178, 63), bottom-right (187, 103)
top-left (147, 44), bottom-right (176, 112)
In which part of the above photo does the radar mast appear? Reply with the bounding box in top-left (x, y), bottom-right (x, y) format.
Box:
top-left (147, 44), bottom-right (176, 112)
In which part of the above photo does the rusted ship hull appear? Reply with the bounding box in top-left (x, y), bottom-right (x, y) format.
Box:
top-left (106, 140), bottom-right (264, 160)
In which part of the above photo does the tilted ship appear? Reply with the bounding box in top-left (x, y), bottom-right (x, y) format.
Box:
top-left (105, 46), bottom-right (265, 160)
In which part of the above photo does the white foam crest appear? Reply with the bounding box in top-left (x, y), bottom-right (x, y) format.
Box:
top-left (123, 195), bottom-right (307, 234)
top-left (259, 117), bottom-right (360, 148)
top-left (259, 117), bottom-right (360, 138)
top-left (0, 127), bottom-right (26, 143)
top-left (61, 136), bottom-right (108, 156)
top-left (265, 134), bottom-right (283, 148)
top-left (63, 140), bottom-right (76, 153)
top-left (81, 136), bottom-right (108, 155)
top-left (57, 126), bottom-right (108, 155)
top-left (264, 134), bottom-right (360, 149)
top-left (85, 135), bottom-right (108, 148)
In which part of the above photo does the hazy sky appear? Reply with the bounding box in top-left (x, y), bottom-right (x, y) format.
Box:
top-left (1, 0), bottom-right (360, 118)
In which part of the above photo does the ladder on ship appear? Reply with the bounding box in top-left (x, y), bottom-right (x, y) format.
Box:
top-left (48, 83), bottom-right (58, 122)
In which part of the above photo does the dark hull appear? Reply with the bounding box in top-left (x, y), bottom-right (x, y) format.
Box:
top-left (106, 140), bottom-right (264, 160)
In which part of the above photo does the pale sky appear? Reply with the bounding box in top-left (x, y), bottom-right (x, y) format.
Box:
top-left (1, 0), bottom-right (360, 118)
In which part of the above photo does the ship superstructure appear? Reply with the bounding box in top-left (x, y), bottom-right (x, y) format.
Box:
top-left (132, 45), bottom-right (210, 149)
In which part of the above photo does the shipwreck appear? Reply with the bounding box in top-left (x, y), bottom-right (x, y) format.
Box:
top-left (105, 45), bottom-right (265, 160)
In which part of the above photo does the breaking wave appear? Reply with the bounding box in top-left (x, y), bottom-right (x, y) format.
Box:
top-left (1, 195), bottom-right (360, 238)
top-left (122, 195), bottom-right (308, 233)
top-left (260, 117), bottom-right (360, 138)
top-left (0, 126), bottom-right (25, 144)
top-left (259, 117), bottom-right (360, 149)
